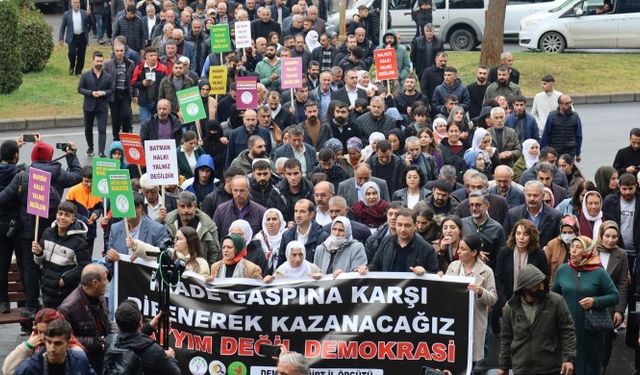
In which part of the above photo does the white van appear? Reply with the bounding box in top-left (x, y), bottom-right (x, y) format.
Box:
top-left (519, 0), bottom-right (640, 52)
top-left (326, 0), bottom-right (564, 50)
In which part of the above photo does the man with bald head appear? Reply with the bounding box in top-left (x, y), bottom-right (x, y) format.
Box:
top-left (337, 163), bottom-right (390, 208)
top-left (170, 28), bottom-right (196, 65)
top-left (140, 99), bottom-right (183, 145)
top-left (251, 6), bottom-right (281, 40)
top-left (58, 264), bottom-right (112, 372)
top-left (226, 109), bottom-right (273, 167)
top-left (213, 175), bottom-right (267, 243)
top-left (541, 94), bottom-right (583, 162)
top-left (489, 165), bottom-right (525, 208)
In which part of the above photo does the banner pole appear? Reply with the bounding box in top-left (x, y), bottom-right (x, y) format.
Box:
top-left (124, 218), bottom-right (130, 249)
top-left (195, 119), bottom-right (203, 142)
top-left (34, 216), bottom-right (39, 244)
top-left (387, 79), bottom-right (391, 95)
top-left (290, 89), bottom-right (295, 115)
top-left (161, 185), bottom-right (166, 208)
top-left (137, 164), bottom-right (142, 178)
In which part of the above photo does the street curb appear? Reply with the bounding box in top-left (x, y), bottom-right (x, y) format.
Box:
top-left (2, 93), bottom-right (639, 131)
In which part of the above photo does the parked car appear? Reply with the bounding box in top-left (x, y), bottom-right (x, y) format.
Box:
top-left (326, 0), bottom-right (562, 50)
top-left (519, 0), bottom-right (640, 52)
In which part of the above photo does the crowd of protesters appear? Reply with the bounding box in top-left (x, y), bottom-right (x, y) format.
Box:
top-left (2, 0), bottom-right (640, 372)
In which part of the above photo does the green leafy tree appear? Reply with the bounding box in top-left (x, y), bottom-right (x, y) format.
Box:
top-left (0, 0), bottom-right (23, 94)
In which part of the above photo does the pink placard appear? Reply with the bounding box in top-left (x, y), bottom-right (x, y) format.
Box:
top-left (280, 57), bottom-right (303, 89)
top-left (236, 76), bottom-right (258, 110)
top-left (27, 168), bottom-right (51, 218)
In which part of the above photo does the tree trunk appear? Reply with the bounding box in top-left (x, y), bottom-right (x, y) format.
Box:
top-left (480, 0), bottom-right (507, 66)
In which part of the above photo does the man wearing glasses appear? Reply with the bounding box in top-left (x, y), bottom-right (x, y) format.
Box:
top-left (541, 94), bottom-right (583, 162)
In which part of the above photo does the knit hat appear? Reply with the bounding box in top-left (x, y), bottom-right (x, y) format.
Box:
top-left (223, 234), bottom-right (246, 256)
top-left (31, 142), bottom-right (54, 162)
top-left (514, 264), bottom-right (547, 292)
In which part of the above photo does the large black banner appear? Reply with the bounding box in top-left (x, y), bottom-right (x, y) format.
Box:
top-left (115, 259), bottom-right (474, 375)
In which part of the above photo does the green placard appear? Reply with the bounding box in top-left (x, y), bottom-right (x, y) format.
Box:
top-left (92, 158), bottom-right (120, 197)
top-left (106, 169), bottom-right (136, 218)
top-left (177, 86), bottom-right (207, 123)
top-left (210, 24), bottom-right (231, 53)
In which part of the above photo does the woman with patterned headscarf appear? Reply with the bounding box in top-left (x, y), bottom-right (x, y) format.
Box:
top-left (552, 235), bottom-right (619, 375)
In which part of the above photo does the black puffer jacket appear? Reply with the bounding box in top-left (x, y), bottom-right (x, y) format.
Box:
top-left (249, 177), bottom-right (287, 211)
top-left (35, 220), bottom-right (91, 308)
top-left (112, 332), bottom-right (181, 375)
top-left (0, 156), bottom-right (82, 240)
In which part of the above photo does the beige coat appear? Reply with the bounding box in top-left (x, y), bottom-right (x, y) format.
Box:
top-left (446, 259), bottom-right (497, 362)
top-left (210, 259), bottom-right (263, 281)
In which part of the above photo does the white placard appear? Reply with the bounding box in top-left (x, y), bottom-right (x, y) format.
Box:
top-left (234, 20), bottom-right (253, 49)
top-left (144, 139), bottom-right (179, 185)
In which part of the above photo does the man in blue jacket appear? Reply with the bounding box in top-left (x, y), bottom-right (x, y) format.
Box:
top-left (505, 95), bottom-right (540, 144)
top-left (16, 319), bottom-right (95, 375)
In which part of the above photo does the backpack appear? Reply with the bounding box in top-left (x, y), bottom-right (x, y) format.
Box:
top-left (102, 334), bottom-right (144, 375)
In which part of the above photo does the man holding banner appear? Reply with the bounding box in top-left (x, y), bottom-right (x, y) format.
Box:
top-left (0, 141), bottom-right (82, 318)
top-left (256, 43), bottom-right (282, 91)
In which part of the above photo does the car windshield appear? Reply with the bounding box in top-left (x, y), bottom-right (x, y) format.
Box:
top-left (549, 0), bottom-right (577, 12)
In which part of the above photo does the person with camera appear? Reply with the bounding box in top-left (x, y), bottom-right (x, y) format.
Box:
top-left (58, 263), bottom-right (113, 373)
top-left (107, 301), bottom-right (181, 375)
top-left (0, 140), bottom-right (82, 319)
top-left (0, 138), bottom-right (27, 313)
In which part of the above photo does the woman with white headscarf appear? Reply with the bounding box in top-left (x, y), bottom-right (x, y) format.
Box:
top-left (229, 219), bottom-right (268, 275)
top-left (513, 139), bottom-right (540, 182)
top-left (351, 181), bottom-right (388, 229)
top-left (264, 241), bottom-right (323, 282)
top-left (468, 127), bottom-right (498, 171)
top-left (254, 208), bottom-right (287, 275)
top-left (356, 70), bottom-right (378, 97)
top-left (578, 190), bottom-right (603, 240)
top-left (313, 216), bottom-right (368, 277)
top-left (305, 30), bottom-right (321, 52)
top-left (361, 132), bottom-right (385, 161)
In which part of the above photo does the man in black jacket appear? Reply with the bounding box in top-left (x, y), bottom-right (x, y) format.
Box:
top-left (466, 64), bottom-right (489, 119)
top-left (0, 141), bottom-right (82, 318)
top-left (503, 180), bottom-right (562, 248)
top-left (0, 139), bottom-right (26, 313)
top-left (410, 23), bottom-right (443, 80)
top-left (360, 208), bottom-right (439, 274)
top-left (249, 160), bottom-right (286, 210)
top-left (420, 51), bottom-right (447, 117)
top-left (613, 128), bottom-right (640, 177)
top-left (59, 264), bottom-right (113, 373)
top-left (113, 5), bottom-right (147, 56)
top-left (112, 301), bottom-right (181, 374)
top-left (79, 51), bottom-right (115, 157)
top-left (393, 74), bottom-right (427, 117)
top-left (105, 41), bottom-right (136, 141)
top-left (140, 99), bottom-right (183, 145)
top-left (32, 201), bottom-right (91, 308)
top-left (277, 199), bottom-right (329, 267)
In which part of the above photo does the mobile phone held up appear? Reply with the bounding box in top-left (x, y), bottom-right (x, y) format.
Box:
top-left (22, 134), bottom-right (38, 142)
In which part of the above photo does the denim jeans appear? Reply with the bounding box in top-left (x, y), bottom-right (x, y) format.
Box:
top-left (138, 101), bottom-right (157, 129)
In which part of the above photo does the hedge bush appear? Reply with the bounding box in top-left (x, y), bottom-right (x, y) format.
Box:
top-left (0, 1), bottom-right (23, 94)
top-left (18, 6), bottom-right (54, 73)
